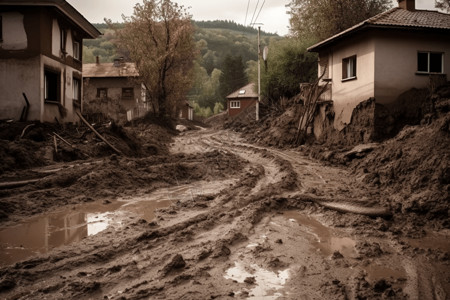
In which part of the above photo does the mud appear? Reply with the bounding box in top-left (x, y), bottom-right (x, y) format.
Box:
top-left (0, 114), bottom-right (449, 299)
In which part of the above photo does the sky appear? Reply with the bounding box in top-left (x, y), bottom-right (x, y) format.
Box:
top-left (67, 0), bottom-right (291, 36)
top-left (66, 0), bottom-right (438, 37)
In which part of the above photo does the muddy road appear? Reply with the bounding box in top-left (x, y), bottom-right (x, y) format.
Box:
top-left (0, 128), bottom-right (449, 299)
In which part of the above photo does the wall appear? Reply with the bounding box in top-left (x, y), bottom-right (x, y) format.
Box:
top-left (0, 57), bottom-right (40, 120)
top-left (0, 12), bottom-right (27, 50)
top-left (374, 30), bottom-right (450, 107)
top-left (227, 98), bottom-right (257, 117)
top-left (324, 34), bottom-right (376, 131)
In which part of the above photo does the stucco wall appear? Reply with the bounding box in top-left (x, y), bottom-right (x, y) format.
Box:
top-left (326, 35), bottom-right (376, 131)
top-left (0, 12), bottom-right (28, 50)
top-left (374, 30), bottom-right (450, 107)
top-left (0, 57), bottom-right (40, 120)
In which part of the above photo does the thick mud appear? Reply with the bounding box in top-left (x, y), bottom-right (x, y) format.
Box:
top-left (0, 128), bottom-right (448, 299)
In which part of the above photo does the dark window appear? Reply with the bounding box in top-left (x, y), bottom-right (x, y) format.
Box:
top-left (73, 78), bottom-right (81, 104)
top-left (97, 88), bottom-right (108, 98)
top-left (0, 16), bottom-right (3, 42)
top-left (60, 28), bottom-right (66, 51)
top-left (418, 52), bottom-right (443, 73)
top-left (73, 41), bottom-right (80, 60)
top-left (44, 69), bottom-right (60, 103)
top-left (122, 88), bottom-right (134, 100)
top-left (342, 55), bottom-right (357, 80)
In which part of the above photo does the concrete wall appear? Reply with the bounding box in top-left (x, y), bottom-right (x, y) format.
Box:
top-left (325, 35), bottom-right (376, 131)
top-left (0, 57), bottom-right (40, 120)
top-left (0, 12), bottom-right (27, 50)
top-left (373, 30), bottom-right (450, 107)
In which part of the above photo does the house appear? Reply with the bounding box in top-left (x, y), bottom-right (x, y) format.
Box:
top-left (179, 101), bottom-right (194, 121)
top-left (226, 83), bottom-right (258, 117)
top-left (83, 58), bottom-right (150, 122)
top-left (308, 0), bottom-right (450, 140)
top-left (0, 0), bottom-right (100, 123)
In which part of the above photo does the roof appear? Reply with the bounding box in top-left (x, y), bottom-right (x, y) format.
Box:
top-left (308, 8), bottom-right (450, 52)
top-left (226, 83), bottom-right (258, 99)
top-left (83, 62), bottom-right (139, 78)
top-left (0, 0), bottom-right (101, 39)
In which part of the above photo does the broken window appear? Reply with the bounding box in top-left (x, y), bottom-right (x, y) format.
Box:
top-left (73, 78), bottom-right (81, 106)
top-left (417, 52), bottom-right (443, 73)
top-left (122, 87), bottom-right (134, 100)
top-left (73, 41), bottom-right (80, 60)
top-left (60, 27), bottom-right (66, 52)
top-left (342, 55), bottom-right (356, 81)
top-left (44, 68), bottom-right (60, 103)
top-left (230, 101), bottom-right (240, 108)
top-left (97, 88), bottom-right (108, 99)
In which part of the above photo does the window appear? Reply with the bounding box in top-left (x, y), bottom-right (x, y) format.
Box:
top-left (0, 16), bottom-right (3, 42)
top-left (44, 69), bottom-right (60, 103)
top-left (73, 41), bottom-right (80, 60)
top-left (342, 55), bottom-right (357, 81)
top-left (97, 88), bottom-right (108, 99)
top-left (417, 52), bottom-right (443, 74)
top-left (73, 78), bottom-right (81, 106)
top-left (122, 87), bottom-right (134, 100)
top-left (60, 28), bottom-right (66, 52)
top-left (230, 101), bottom-right (240, 108)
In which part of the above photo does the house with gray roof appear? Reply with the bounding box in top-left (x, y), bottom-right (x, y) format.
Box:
top-left (308, 0), bottom-right (450, 141)
top-left (226, 83), bottom-right (258, 117)
top-left (0, 0), bottom-right (100, 123)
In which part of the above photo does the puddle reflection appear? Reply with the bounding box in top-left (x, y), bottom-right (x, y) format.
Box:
top-left (284, 211), bottom-right (357, 258)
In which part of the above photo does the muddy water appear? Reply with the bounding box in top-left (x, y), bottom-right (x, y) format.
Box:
top-left (0, 180), bottom-right (232, 266)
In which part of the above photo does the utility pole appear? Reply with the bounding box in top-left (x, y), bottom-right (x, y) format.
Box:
top-left (257, 26), bottom-right (261, 121)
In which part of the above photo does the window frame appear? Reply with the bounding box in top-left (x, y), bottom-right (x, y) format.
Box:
top-left (44, 68), bottom-right (61, 103)
top-left (60, 27), bottom-right (66, 52)
top-left (417, 51), bottom-right (444, 74)
top-left (73, 40), bottom-right (80, 60)
top-left (121, 87), bottom-right (134, 100)
top-left (230, 100), bottom-right (240, 109)
top-left (342, 55), bottom-right (357, 81)
top-left (97, 88), bottom-right (108, 99)
top-left (72, 77), bottom-right (81, 106)
top-left (0, 15), bottom-right (3, 42)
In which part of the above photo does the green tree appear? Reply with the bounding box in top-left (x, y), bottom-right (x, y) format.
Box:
top-left (219, 55), bottom-right (247, 100)
top-left (288, 0), bottom-right (392, 41)
top-left (110, 0), bottom-right (197, 117)
top-left (213, 102), bottom-right (224, 114)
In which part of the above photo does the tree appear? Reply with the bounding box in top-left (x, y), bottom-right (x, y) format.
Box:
top-left (110, 0), bottom-right (197, 117)
top-left (288, 0), bottom-right (392, 42)
top-left (436, 0), bottom-right (450, 12)
top-left (219, 55), bottom-right (247, 100)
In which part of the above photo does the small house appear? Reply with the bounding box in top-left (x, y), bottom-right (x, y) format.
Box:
top-left (308, 0), bottom-right (450, 140)
top-left (226, 83), bottom-right (258, 117)
top-left (83, 59), bottom-right (150, 122)
top-left (0, 0), bottom-right (100, 122)
top-left (179, 101), bottom-right (194, 121)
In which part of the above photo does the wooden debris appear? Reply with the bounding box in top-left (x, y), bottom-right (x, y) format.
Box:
top-left (53, 135), bottom-right (58, 153)
top-left (0, 179), bottom-right (40, 189)
top-left (76, 111), bottom-right (123, 155)
top-left (20, 124), bottom-right (35, 139)
top-left (53, 132), bottom-right (72, 147)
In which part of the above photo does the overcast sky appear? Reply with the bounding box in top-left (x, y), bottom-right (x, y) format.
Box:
top-left (67, 0), bottom-right (437, 37)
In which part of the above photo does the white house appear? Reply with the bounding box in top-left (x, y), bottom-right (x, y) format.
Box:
top-left (308, 0), bottom-right (450, 140)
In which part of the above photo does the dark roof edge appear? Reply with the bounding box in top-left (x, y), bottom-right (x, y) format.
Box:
top-left (0, 0), bottom-right (101, 38)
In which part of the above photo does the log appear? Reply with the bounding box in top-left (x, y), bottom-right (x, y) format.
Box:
top-left (53, 135), bottom-right (58, 153)
top-left (20, 124), bottom-right (35, 139)
top-left (0, 179), bottom-right (40, 189)
top-left (53, 132), bottom-right (72, 147)
top-left (76, 111), bottom-right (123, 155)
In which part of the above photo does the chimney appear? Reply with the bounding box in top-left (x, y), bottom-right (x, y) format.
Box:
top-left (398, 0), bottom-right (415, 11)
top-left (96, 56), bottom-right (100, 64)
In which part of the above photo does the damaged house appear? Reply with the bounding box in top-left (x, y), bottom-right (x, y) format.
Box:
top-left (308, 0), bottom-right (450, 142)
top-left (0, 0), bottom-right (100, 123)
top-left (82, 58), bottom-right (150, 122)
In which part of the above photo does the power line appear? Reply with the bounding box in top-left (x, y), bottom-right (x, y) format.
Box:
top-left (244, 0), bottom-right (251, 26)
top-left (253, 0), bottom-right (266, 25)
top-left (249, 0), bottom-right (260, 26)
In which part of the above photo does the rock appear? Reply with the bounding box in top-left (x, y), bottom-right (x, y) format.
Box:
top-left (176, 125), bottom-right (188, 132)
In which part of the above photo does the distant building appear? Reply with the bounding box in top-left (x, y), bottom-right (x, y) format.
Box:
top-left (179, 101), bottom-right (194, 121)
top-left (83, 58), bottom-right (150, 122)
top-left (226, 83), bottom-right (258, 117)
top-left (0, 0), bottom-right (100, 122)
top-left (308, 0), bottom-right (450, 141)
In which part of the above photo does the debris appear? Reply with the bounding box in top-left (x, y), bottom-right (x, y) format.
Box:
top-left (20, 124), bottom-right (35, 139)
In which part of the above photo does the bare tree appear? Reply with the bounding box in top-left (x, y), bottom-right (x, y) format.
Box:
top-left (110, 0), bottom-right (197, 117)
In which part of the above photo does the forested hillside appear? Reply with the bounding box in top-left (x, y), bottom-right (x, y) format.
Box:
top-left (83, 20), bottom-right (282, 117)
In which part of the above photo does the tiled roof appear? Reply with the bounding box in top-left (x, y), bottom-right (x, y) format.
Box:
top-left (308, 8), bottom-right (450, 51)
top-left (83, 62), bottom-right (139, 78)
top-left (227, 83), bottom-right (258, 99)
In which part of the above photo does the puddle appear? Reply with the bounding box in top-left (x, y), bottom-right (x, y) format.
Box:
top-left (0, 180), bottom-right (232, 266)
top-left (405, 232), bottom-right (450, 252)
top-left (365, 263), bottom-right (407, 283)
top-left (224, 261), bottom-right (290, 299)
top-left (283, 211), bottom-right (357, 258)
